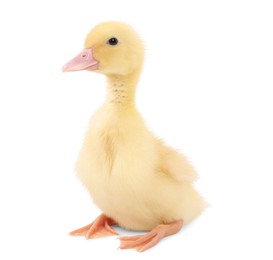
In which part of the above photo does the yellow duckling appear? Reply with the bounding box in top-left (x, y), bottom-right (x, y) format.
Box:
top-left (63, 21), bottom-right (206, 252)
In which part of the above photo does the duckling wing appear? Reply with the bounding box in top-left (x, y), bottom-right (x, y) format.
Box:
top-left (157, 140), bottom-right (197, 183)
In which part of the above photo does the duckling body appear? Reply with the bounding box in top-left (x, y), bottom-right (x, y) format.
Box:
top-left (77, 100), bottom-right (204, 231)
top-left (63, 21), bottom-right (205, 251)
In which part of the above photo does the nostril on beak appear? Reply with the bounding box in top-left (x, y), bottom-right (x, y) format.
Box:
top-left (82, 53), bottom-right (87, 58)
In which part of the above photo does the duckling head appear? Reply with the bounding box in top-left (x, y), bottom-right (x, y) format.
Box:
top-left (63, 21), bottom-right (144, 76)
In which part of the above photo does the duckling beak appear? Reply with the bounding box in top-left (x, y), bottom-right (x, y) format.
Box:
top-left (62, 48), bottom-right (99, 72)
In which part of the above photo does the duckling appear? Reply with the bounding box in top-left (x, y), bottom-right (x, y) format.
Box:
top-left (63, 21), bottom-right (206, 252)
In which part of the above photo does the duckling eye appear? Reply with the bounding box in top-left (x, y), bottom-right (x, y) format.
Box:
top-left (108, 37), bottom-right (119, 46)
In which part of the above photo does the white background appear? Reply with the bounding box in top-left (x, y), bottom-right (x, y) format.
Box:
top-left (0, 0), bottom-right (272, 259)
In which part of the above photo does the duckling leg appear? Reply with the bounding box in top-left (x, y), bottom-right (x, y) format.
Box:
top-left (69, 213), bottom-right (118, 239)
top-left (119, 220), bottom-right (183, 252)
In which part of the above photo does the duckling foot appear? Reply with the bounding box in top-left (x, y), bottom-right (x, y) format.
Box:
top-left (119, 220), bottom-right (183, 252)
top-left (69, 214), bottom-right (118, 239)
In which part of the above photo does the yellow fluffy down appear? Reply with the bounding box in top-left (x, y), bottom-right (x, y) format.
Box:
top-left (75, 22), bottom-right (206, 231)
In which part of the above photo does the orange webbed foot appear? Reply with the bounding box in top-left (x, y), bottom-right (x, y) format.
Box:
top-left (119, 220), bottom-right (183, 252)
top-left (69, 214), bottom-right (118, 239)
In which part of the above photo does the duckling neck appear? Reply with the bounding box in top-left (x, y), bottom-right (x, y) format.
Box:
top-left (106, 72), bottom-right (139, 108)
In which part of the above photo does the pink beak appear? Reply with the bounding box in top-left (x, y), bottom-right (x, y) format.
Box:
top-left (62, 48), bottom-right (99, 72)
